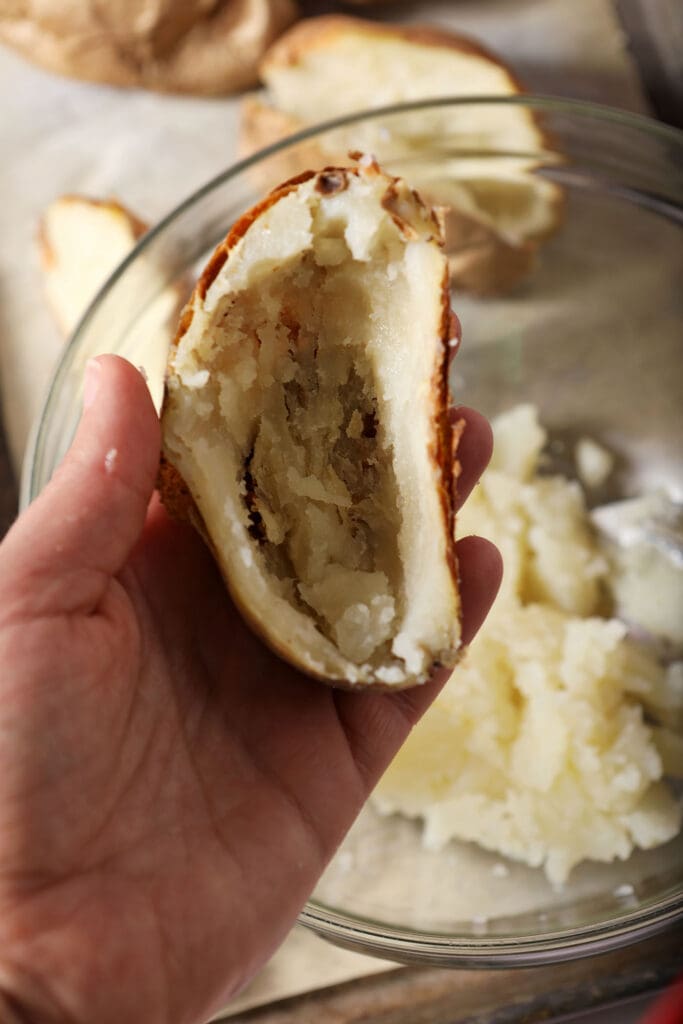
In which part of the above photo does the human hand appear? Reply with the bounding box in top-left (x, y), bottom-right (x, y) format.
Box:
top-left (0, 356), bottom-right (501, 1024)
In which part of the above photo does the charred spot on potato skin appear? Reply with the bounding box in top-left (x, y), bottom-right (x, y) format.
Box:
top-left (242, 448), bottom-right (266, 543)
top-left (247, 511), bottom-right (265, 542)
top-left (361, 411), bottom-right (378, 439)
top-left (316, 170), bottom-right (349, 195)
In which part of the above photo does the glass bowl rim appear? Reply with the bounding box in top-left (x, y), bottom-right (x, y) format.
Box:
top-left (22, 94), bottom-right (683, 506)
top-left (22, 93), bottom-right (683, 963)
top-left (301, 887), bottom-right (683, 967)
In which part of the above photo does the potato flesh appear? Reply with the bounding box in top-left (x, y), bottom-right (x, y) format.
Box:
top-left (374, 405), bottom-right (683, 882)
top-left (193, 250), bottom-right (403, 665)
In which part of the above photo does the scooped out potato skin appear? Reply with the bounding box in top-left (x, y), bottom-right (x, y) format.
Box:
top-left (159, 163), bottom-right (462, 690)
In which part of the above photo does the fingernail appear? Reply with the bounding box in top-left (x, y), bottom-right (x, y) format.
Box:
top-left (83, 359), bottom-right (102, 409)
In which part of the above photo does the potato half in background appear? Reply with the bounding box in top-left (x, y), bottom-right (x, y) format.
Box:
top-left (40, 197), bottom-right (148, 337)
top-left (240, 15), bottom-right (563, 296)
top-left (39, 195), bottom-right (184, 411)
top-left (0, 0), bottom-right (298, 95)
top-left (159, 162), bottom-right (462, 689)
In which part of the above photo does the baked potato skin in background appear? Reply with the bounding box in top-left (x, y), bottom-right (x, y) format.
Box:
top-left (0, 0), bottom-right (298, 95)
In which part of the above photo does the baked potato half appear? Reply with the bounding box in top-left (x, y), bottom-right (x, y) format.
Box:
top-left (160, 162), bottom-right (462, 688)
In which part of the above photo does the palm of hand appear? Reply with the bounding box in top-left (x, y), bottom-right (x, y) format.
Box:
top-left (0, 507), bottom-right (382, 1022)
top-left (0, 358), bottom-right (498, 1024)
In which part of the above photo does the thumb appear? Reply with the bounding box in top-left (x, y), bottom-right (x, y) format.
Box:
top-left (0, 355), bottom-right (160, 617)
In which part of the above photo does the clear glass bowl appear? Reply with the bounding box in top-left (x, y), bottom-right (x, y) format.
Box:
top-left (23, 98), bottom-right (683, 967)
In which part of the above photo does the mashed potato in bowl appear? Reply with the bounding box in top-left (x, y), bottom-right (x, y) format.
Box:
top-left (373, 405), bottom-right (683, 886)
